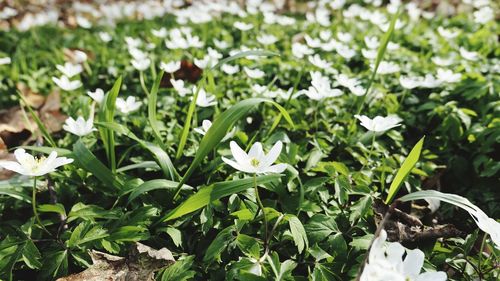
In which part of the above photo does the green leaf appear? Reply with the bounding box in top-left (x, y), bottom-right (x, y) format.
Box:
top-left (67, 203), bottom-right (121, 223)
top-left (162, 174), bottom-right (281, 222)
top-left (148, 70), bottom-right (165, 147)
top-left (175, 80), bottom-right (203, 161)
top-left (127, 179), bottom-right (190, 204)
top-left (22, 146), bottom-right (72, 157)
top-left (108, 226), bottom-right (149, 242)
top-left (0, 179), bottom-right (31, 203)
top-left (287, 214), bottom-right (309, 253)
top-left (98, 76), bottom-right (122, 172)
top-left (385, 136), bottom-right (425, 204)
top-left (39, 250), bottom-right (68, 280)
top-left (203, 225), bottom-right (236, 263)
top-left (72, 140), bottom-right (124, 192)
top-left (349, 195), bottom-right (372, 222)
top-left (22, 240), bottom-right (42, 269)
top-left (305, 214), bottom-right (339, 243)
top-left (38, 203), bottom-right (66, 216)
top-left (67, 222), bottom-right (108, 248)
top-left (160, 256), bottom-right (196, 281)
top-left (266, 252), bottom-right (297, 281)
top-left (173, 98), bottom-right (294, 199)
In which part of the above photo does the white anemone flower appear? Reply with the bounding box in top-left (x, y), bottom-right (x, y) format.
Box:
top-left (437, 26), bottom-right (459, 39)
top-left (160, 61), bottom-right (181, 73)
top-left (0, 148), bottom-right (73, 177)
top-left (432, 56), bottom-right (454, 67)
top-left (473, 6), bottom-right (494, 24)
top-left (374, 61), bottom-right (400, 75)
top-left (87, 88), bottom-right (105, 104)
top-left (301, 71), bottom-right (342, 100)
top-left (360, 230), bottom-right (447, 281)
top-left (152, 27), bottom-right (168, 38)
top-left (399, 76), bottom-right (421, 89)
top-left (99, 31), bottom-right (112, 42)
top-left (244, 67), bottom-right (265, 79)
top-left (170, 79), bottom-right (190, 97)
top-left (256, 34), bottom-right (278, 45)
top-left (63, 116), bottom-right (97, 137)
top-left (131, 58), bottom-right (151, 71)
top-left (355, 115), bottom-right (402, 133)
top-left (459, 48), bottom-right (479, 61)
top-left (52, 75), bottom-right (82, 91)
top-left (194, 119), bottom-right (235, 141)
top-left (362, 49), bottom-right (377, 60)
top-left (308, 54), bottom-right (332, 69)
top-left (0, 57), bottom-right (11, 65)
top-left (234, 21), bottom-right (253, 31)
top-left (221, 64), bottom-right (240, 75)
top-left (436, 69), bottom-right (461, 84)
top-left (420, 74), bottom-right (442, 88)
top-left (56, 62), bottom-right (83, 78)
top-left (116, 96), bottom-right (141, 114)
top-left (291, 42), bottom-right (313, 59)
top-left (194, 87), bottom-right (217, 107)
top-left (336, 44), bottom-right (356, 60)
top-left (222, 141), bottom-right (287, 174)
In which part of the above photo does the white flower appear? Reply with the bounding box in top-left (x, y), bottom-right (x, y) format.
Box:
top-left (301, 71), bottom-right (342, 100)
top-left (152, 27), bottom-right (168, 38)
top-left (131, 58), bottom-right (151, 71)
top-left (355, 115), bottom-right (402, 133)
top-left (0, 57), bottom-right (11, 65)
top-left (304, 35), bottom-right (322, 48)
top-left (52, 75), bottom-right (82, 91)
top-left (436, 69), bottom-right (461, 84)
top-left (129, 47), bottom-right (147, 60)
top-left (256, 34), bottom-right (278, 45)
top-left (73, 50), bottom-right (88, 63)
top-left (473, 210), bottom-right (500, 249)
top-left (170, 79), bottom-right (190, 97)
top-left (432, 56), bottom-right (454, 67)
top-left (56, 62), bottom-right (83, 78)
top-left (222, 141), bottom-right (287, 174)
top-left (125, 36), bottom-right (142, 48)
top-left (437, 26), bottom-right (459, 39)
top-left (213, 39), bottom-right (230, 49)
top-left (63, 116), bottom-right (96, 137)
top-left (319, 30), bottom-right (332, 41)
top-left (99, 31), bottom-right (112, 42)
top-left (473, 6), bottom-right (494, 24)
top-left (221, 64), bottom-right (240, 75)
top-left (337, 74), bottom-right (359, 89)
top-left (336, 44), bottom-right (356, 60)
top-left (76, 15), bottom-right (91, 28)
top-left (350, 85), bottom-right (367, 96)
top-left (364, 36), bottom-right (379, 49)
top-left (374, 61), bottom-right (400, 75)
top-left (252, 84), bottom-right (268, 95)
top-left (291, 42), bottom-right (313, 59)
top-left (337, 32), bottom-right (352, 43)
top-left (459, 47), bottom-right (479, 61)
top-left (360, 230), bottom-right (447, 281)
top-left (244, 67), bottom-right (265, 79)
top-left (420, 74), bottom-right (442, 88)
top-left (234, 21), bottom-right (253, 31)
top-left (0, 148), bottom-right (73, 177)
top-left (362, 49), bottom-right (377, 60)
top-left (308, 54), bottom-right (332, 69)
top-left (194, 87), bottom-right (217, 107)
top-left (116, 96), bottom-right (141, 114)
top-left (87, 88), bottom-right (104, 104)
top-left (160, 61), bottom-right (181, 73)
top-left (330, 0), bottom-right (346, 9)
top-left (399, 76), bottom-right (421, 89)
top-left (194, 120), bottom-right (234, 141)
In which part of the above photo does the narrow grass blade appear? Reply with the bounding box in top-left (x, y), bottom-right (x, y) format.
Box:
top-left (22, 146), bottom-right (72, 157)
top-left (162, 174), bottom-right (281, 222)
top-left (175, 79), bottom-right (203, 160)
top-left (355, 9), bottom-right (400, 115)
top-left (98, 76), bottom-right (122, 173)
top-left (172, 98), bottom-right (294, 199)
top-left (126, 179), bottom-right (192, 204)
top-left (148, 70), bottom-right (165, 147)
top-left (96, 122), bottom-right (178, 181)
top-left (385, 136), bottom-right (425, 204)
top-left (17, 92), bottom-right (56, 147)
top-left (72, 140), bottom-right (124, 193)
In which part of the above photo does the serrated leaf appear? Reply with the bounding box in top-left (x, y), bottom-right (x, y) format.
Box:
top-left (203, 226), bottom-right (236, 263)
top-left (305, 214), bottom-right (339, 243)
top-left (287, 214), bottom-right (308, 253)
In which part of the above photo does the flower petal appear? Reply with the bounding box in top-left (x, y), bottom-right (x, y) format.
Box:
top-left (229, 141), bottom-right (248, 165)
top-left (403, 249), bottom-right (424, 278)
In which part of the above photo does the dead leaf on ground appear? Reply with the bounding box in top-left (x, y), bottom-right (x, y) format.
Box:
top-left (56, 242), bottom-right (175, 281)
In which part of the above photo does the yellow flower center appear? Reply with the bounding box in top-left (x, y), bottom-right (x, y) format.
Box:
top-left (250, 158), bottom-right (260, 167)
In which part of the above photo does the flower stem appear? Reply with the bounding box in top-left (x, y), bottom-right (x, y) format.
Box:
top-left (254, 173), bottom-right (268, 249)
top-left (140, 71), bottom-right (150, 95)
top-left (32, 177), bottom-right (51, 235)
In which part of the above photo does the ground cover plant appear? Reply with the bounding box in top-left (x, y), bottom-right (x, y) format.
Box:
top-left (0, 0), bottom-right (499, 280)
